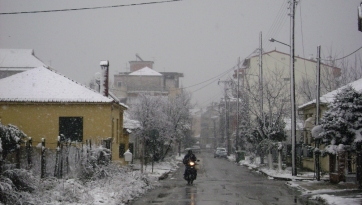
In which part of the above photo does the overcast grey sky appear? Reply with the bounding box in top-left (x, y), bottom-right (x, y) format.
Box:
top-left (0, 0), bottom-right (361, 108)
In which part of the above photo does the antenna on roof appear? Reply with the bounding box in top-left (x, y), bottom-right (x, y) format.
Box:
top-left (136, 53), bottom-right (143, 61)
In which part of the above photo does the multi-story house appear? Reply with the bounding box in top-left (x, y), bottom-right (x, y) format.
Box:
top-left (0, 49), bottom-right (47, 79)
top-left (200, 103), bottom-right (220, 149)
top-left (240, 49), bottom-right (341, 106)
top-left (111, 56), bottom-right (183, 105)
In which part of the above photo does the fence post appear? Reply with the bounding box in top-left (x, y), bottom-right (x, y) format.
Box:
top-left (41, 138), bottom-right (46, 178)
top-left (80, 142), bottom-right (83, 161)
top-left (60, 139), bottom-right (63, 179)
top-left (357, 142), bottom-right (362, 189)
top-left (54, 136), bottom-right (60, 178)
top-left (0, 142), bottom-right (2, 174)
top-left (107, 137), bottom-right (112, 161)
top-left (86, 140), bottom-right (88, 155)
top-left (66, 140), bottom-right (70, 176)
top-left (27, 137), bottom-right (32, 170)
top-left (16, 142), bottom-right (20, 169)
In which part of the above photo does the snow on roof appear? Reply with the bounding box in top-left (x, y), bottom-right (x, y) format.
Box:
top-left (284, 118), bottom-right (304, 131)
top-left (123, 112), bottom-right (141, 129)
top-left (0, 66), bottom-right (114, 103)
top-left (0, 49), bottom-right (47, 69)
top-left (108, 91), bottom-right (128, 108)
top-left (299, 77), bottom-right (362, 109)
top-left (129, 67), bottom-right (162, 76)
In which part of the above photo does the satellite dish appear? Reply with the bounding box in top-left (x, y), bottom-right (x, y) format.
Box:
top-left (95, 72), bottom-right (101, 80)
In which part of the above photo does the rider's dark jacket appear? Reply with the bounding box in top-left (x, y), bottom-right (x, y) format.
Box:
top-left (183, 153), bottom-right (197, 165)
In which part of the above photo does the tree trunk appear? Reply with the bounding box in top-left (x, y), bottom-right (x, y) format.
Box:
top-left (161, 141), bottom-right (173, 160)
top-left (278, 149), bottom-right (282, 171)
top-left (268, 150), bottom-right (273, 169)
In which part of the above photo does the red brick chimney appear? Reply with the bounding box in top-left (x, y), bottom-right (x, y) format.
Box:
top-left (100, 60), bottom-right (109, 97)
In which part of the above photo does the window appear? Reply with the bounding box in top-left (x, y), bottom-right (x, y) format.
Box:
top-left (128, 143), bottom-right (134, 155)
top-left (117, 81), bottom-right (122, 87)
top-left (119, 143), bottom-right (126, 158)
top-left (59, 117), bottom-right (83, 142)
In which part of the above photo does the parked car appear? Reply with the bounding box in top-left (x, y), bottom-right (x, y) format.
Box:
top-left (184, 145), bottom-right (201, 153)
top-left (191, 145), bottom-right (201, 153)
top-left (214, 147), bottom-right (227, 158)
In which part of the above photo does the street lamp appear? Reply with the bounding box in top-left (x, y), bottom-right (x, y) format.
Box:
top-left (269, 37), bottom-right (297, 176)
top-left (269, 38), bottom-right (290, 47)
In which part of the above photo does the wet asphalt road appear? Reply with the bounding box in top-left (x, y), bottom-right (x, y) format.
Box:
top-left (130, 151), bottom-right (303, 205)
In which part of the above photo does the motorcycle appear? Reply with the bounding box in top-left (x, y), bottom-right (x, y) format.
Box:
top-left (184, 160), bottom-right (198, 185)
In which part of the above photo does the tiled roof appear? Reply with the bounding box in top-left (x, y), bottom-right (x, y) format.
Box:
top-left (299, 77), bottom-right (362, 109)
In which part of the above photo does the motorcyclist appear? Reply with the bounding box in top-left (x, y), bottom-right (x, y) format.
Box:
top-left (183, 149), bottom-right (197, 179)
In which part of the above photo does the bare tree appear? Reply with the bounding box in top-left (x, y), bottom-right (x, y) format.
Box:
top-left (129, 94), bottom-right (169, 166)
top-left (129, 92), bottom-right (193, 161)
top-left (297, 51), bottom-right (362, 103)
top-left (163, 91), bottom-right (193, 157)
top-left (242, 66), bottom-right (289, 168)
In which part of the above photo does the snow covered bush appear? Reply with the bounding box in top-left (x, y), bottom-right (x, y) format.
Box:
top-left (0, 123), bottom-right (36, 205)
top-left (319, 86), bottom-right (362, 150)
top-left (0, 169), bottom-right (38, 205)
top-left (77, 145), bottom-right (112, 181)
top-left (34, 163), bottom-right (154, 204)
top-left (2, 169), bottom-right (37, 192)
top-left (0, 122), bottom-right (27, 159)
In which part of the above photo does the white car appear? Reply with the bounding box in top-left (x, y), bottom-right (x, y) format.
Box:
top-left (185, 146), bottom-right (201, 153)
top-left (214, 147), bottom-right (227, 158)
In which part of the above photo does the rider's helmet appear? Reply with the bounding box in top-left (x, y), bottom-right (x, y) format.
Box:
top-left (188, 149), bottom-right (193, 155)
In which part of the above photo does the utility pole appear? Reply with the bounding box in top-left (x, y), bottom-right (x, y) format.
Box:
top-left (358, 1), bottom-right (362, 32)
top-left (315, 45), bottom-right (321, 181)
top-left (259, 32), bottom-right (263, 123)
top-left (236, 57), bottom-right (240, 151)
top-left (290, 0), bottom-right (297, 176)
top-left (316, 46), bottom-right (321, 126)
top-left (259, 31), bottom-right (265, 165)
top-left (218, 80), bottom-right (231, 155)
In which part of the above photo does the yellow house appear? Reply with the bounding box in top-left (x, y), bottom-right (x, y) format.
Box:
top-left (298, 77), bottom-right (362, 172)
top-left (0, 66), bottom-right (129, 164)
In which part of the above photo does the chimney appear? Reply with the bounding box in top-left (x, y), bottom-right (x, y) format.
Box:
top-left (100, 60), bottom-right (109, 97)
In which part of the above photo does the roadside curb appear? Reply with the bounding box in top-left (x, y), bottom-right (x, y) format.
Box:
top-left (259, 170), bottom-right (315, 181)
top-left (158, 171), bottom-right (170, 180)
top-left (241, 164), bottom-right (316, 181)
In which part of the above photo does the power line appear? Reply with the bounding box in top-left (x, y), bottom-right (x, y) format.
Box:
top-left (299, 0), bottom-right (309, 79)
top-left (181, 66), bottom-right (236, 90)
top-left (263, 0), bottom-right (289, 51)
top-left (320, 46), bottom-right (362, 61)
top-left (198, 89), bottom-right (223, 108)
top-left (189, 69), bottom-right (234, 93)
top-left (0, 0), bottom-right (182, 15)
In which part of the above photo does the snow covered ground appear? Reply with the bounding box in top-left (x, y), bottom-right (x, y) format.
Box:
top-left (4, 153), bottom-right (361, 205)
top-left (1, 155), bottom-right (183, 205)
top-left (238, 155), bottom-right (362, 205)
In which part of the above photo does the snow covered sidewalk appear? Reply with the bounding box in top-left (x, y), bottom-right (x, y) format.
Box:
top-left (238, 156), bottom-right (362, 205)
